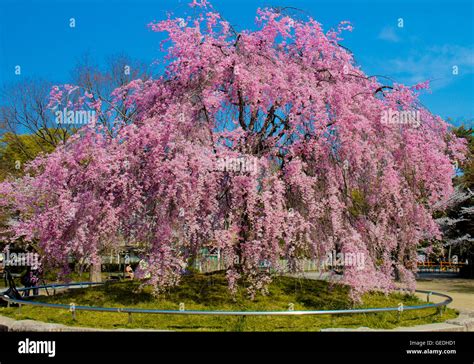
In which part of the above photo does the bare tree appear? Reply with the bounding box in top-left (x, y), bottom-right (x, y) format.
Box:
top-left (0, 78), bottom-right (70, 158)
top-left (0, 53), bottom-right (151, 162)
top-left (70, 53), bottom-right (152, 133)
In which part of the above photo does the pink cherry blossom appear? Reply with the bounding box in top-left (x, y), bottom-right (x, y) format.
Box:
top-left (0, 2), bottom-right (467, 299)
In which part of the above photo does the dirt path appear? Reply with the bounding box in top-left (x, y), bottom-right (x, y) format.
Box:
top-left (415, 278), bottom-right (474, 312)
top-left (289, 272), bottom-right (473, 312)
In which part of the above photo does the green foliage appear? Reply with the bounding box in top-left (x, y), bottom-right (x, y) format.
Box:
top-left (0, 130), bottom-right (69, 244)
top-left (348, 189), bottom-right (369, 217)
top-left (0, 130), bottom-right (68, 181)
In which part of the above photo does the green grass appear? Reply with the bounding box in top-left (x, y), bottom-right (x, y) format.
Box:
top-left (0, 272), bottom-right (457, 331)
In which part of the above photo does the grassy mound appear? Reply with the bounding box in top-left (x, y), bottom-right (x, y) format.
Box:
top-left (0, 272), bottom-right (457, 331)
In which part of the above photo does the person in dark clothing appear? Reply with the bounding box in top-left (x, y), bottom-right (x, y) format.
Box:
top-left (20, 266), bottom-right (39, 297)
top-left (31, 267), bottom-right (41, 295)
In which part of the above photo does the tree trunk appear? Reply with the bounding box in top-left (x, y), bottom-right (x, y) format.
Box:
top-left (89, 261), bottom-right (102, 282)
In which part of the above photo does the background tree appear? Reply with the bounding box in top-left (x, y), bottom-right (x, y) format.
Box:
top-left (0, 53), bottom-right (151, 163)
top-left (0, 79), bottom-right (70, 155)
top-left (70, 53), bottom-right (152, 134)
top-left (452, 125), bottom-right (474, 189)
top-left (0, 131), bottom-right (67, 180)
top-left (435, 125), bottom-right (473, 277)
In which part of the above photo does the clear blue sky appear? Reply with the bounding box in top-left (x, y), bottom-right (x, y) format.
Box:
top-left (0, 0), bottom-right (473, 125)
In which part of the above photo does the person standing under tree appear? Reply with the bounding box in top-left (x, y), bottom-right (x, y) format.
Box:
top-left (20, 266), bottom-right (40, 297)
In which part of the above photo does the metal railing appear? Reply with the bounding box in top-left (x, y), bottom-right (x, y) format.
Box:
top-left (417, 261), bottom-right (466, 273)
top-left (0, 281), bottom-right (453, 324)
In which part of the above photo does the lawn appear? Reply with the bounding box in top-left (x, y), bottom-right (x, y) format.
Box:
top-left (0, 272), bottom-right (457, 331)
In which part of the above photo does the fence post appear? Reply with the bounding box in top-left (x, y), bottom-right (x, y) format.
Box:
top-left (438, 305), bottom-right (444, 317)
top-left (128, 312), bottom-right (133, 324)
top-left (70, 303), bottom-right (76, 321)
top-left (397, 303), bottom-right (403, 321)
top-left (426, 292), bottom-right (432, 303)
